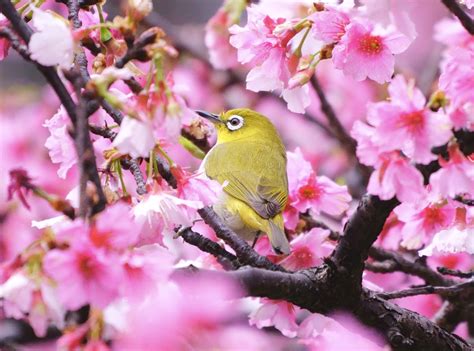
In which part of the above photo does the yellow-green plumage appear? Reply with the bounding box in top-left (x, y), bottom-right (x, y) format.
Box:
top-left (200, 108), bottom-right (291, 255)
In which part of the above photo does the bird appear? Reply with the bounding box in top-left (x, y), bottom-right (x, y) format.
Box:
top-left (196, 108), bottom-right (291, 255)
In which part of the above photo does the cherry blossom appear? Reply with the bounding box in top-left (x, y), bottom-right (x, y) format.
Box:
top-left (280, 228), bottom-right (333, 270)
top-left (112, 116), bottom-right (156, 158)
top-left (429, 144), bottom-right (474, 198)
top-left (420, 227), bottom-right (474, 256)
top-left (43, 234), bottom-right (122, 310)
top-left (204, 0), bottom-right (243, 69)
top-left (367, 152), bottom-right (425, 203)
top-left (43, 106), bottom-right (77, 179)
top-left (395, 199), bottom-right (456, 249)
top-left (287, 149), bottom-right (351, 216)
top-left (367, 75), bottom-right (452, 164)
top-left (332, 20), bottom-right (411, 83)
top-left (249, 299), bottom-right (299, 338)
top-left (29, 9), bottom-right (74, 68)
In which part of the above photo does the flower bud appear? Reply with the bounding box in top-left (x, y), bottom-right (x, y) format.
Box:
top-left (428, 90), bottom-right (449, 112)
top-left (127, 0), bottom-right (153, 22)
top-left (288, 67), bottom-right (315, 89)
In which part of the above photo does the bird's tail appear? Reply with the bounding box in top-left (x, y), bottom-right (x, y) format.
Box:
top-left (268, 216), bottom-right (290, 255)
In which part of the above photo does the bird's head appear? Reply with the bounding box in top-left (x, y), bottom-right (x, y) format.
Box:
top-left (196, 108), bottom-right (281, 144)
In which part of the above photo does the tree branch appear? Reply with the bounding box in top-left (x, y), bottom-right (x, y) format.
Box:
top-left (438, 267), bottom-right (474, 279)
top-left (197, 207), bottom-right (285, 272)
top-left (0, 0), bottom-right (107, 215)
top-left (441, 0), bottom-right (474, 34)
top-left (378, 280), bottom-right (474, 300)
top-left (368, 247), bottom-right (452, 286)
top-left (178, 227), bottom-right (239, 270)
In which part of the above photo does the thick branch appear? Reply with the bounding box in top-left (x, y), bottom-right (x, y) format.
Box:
top-left (332, 195), bottom-right (399, 281)
top-left (441, 0), bottom-right (474, 34)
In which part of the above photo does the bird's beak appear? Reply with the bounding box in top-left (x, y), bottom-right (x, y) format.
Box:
top-left (195, 110), bottom-right (222, 124)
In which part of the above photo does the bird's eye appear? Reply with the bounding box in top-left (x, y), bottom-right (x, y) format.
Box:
top-left (226, 115), bottom-right (244, 131)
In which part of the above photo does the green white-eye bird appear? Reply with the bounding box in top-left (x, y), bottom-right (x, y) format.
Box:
top-left (196, 108), bottom-right (291, 255)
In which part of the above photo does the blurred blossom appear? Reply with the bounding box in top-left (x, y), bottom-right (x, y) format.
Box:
top-left (43, 224), bottom-right (122, 310)
top-left (205, 0), bottom-right (245, 69)
top-left (43, 106), bottom-right (77, 179)
top-left (114, 276), bottom-right (272, 350)
top-left (249, 299), bottom-right (299, 338)
top-left (29, 9), bottom-right (74, 68)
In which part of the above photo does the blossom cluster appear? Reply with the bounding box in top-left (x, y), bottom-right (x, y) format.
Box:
top-left (206, 0), bottom-right (413, 112)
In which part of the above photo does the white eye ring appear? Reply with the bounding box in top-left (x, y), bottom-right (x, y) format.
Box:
top-left (226, 115), bottom-right (244, 131)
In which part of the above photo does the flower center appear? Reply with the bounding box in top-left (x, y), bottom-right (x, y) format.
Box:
top-left (299, 184), bottom-right (320, 200)
top-left (423, 207), bottom-right (444, 230)
top-left (77, 253), bottom-right (96, 279)
top-left (400, 110), bottom-right (425, 133)
top-left (358, 35), bottom-right (383, 55)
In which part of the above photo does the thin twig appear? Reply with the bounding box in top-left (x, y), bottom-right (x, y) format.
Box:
top-left (368, 246), bottom-right (453, 286)
top-left (441, 0), bottom-right (474, 34)
top-left (311, 75), bottom-right (372, 184)
top-left (178, 227), bottom-right (239, 270)
top-left (197, 207), bottom-right (286, 272)
top-left (0, 27), bottom-right (30, 60)
top-left (378, 280), bottom-right (474, 300)
top-left (121, 159), bottom-right (147, 195)
top-left (438, 267), bottom-right (474, 279)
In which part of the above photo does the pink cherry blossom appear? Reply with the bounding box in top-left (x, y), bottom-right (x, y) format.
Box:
top-left (120, 244), bottom-right (173, 300)
top-left (280, 228), bottom-right (333, 270)
top-left (43, 236), bottom-right (122, 310)
top-left (429, 145), bottom-right (474, 198)
top-left (29, 9), bottom-right (74, 68)
top-left (351, 121), bottom-right (381, 166)
top-left (367, 152), bottom-right (425, 202)
top-left (116, 276), bottom-right (245, 350)
top-left (395, 200), bottom-right (456, 249)
top-left (205, 6), bottom-right (239, 69)
top-left (133, 185), bottom-right (204, 244)
top-left (174, 168), bottom-right (222, 206)
top-left (90, 202), bottom-right (137, 250)
top-left (287, 149), bottom-right (351, 216)
top-left (229, 6), bottom-right (311, 113)
top-left (332, 20), bottom-right (411, 83)
top-left (249, 299), bottom-right (299, 338)
top-left (112, 116), bottom-right (155, 158)
top-left (439, 45), bottom-right (474, 111)
top-left (367, 75), bottom-right (452, 164)
top-left (43, 106), bottom-right (77, 179)
top-left (309, 7), bottom-right (351, 44)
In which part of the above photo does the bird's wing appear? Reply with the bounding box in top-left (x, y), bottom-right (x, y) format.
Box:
top-left (204, 141), bottom-right (288, 219)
